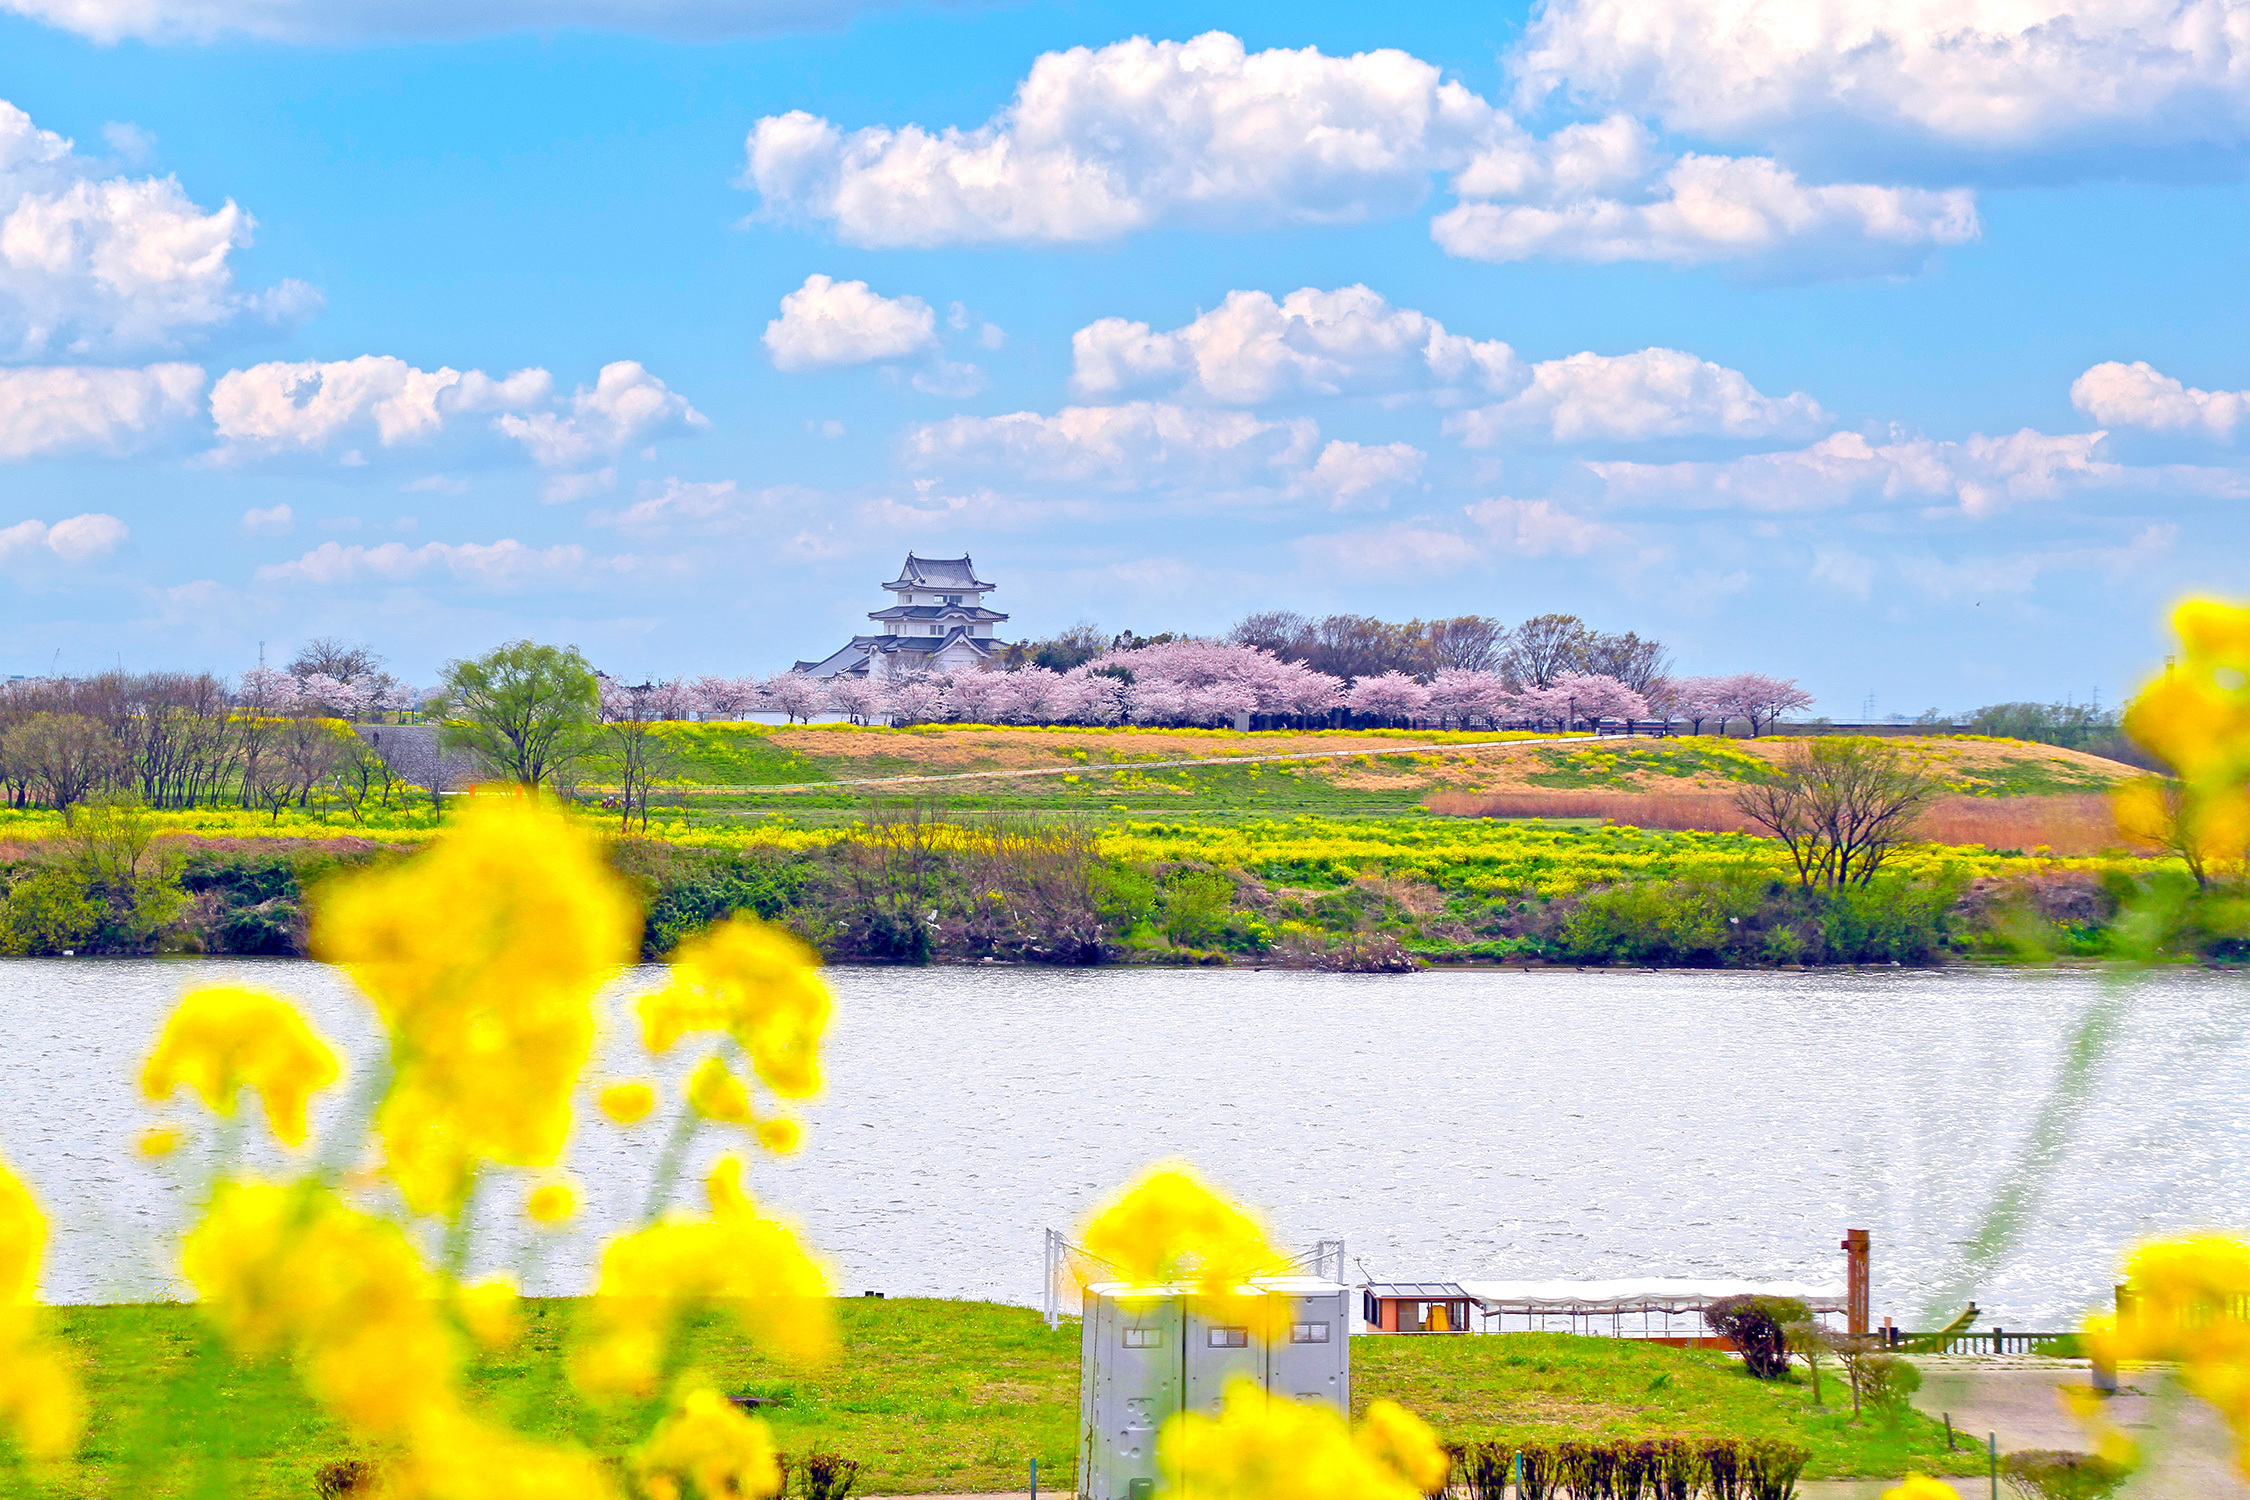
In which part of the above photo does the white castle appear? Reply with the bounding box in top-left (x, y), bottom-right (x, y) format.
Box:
top-left (795, 552), bottom-right (1011, 679)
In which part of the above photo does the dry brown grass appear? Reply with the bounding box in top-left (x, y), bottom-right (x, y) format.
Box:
top-left (1425, 788), bottom-right (2140, 855)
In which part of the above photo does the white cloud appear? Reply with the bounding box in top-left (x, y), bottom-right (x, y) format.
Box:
top-left (1446, 347), bottom-right (1830, 445)
top-left (744, 32), bottom-right (1498, 247)
top-left (763, 273), bottom-right (937, 371)
top-left (910, 360), bottom-right (985, 398)
top-left (0, 510), bottom-right (126, 563)
top-left (1071, 285), bottom-right (1524, 403)
top-left (0, 361), bottom-right (202, 460)
top-left (540, 467), bottom-right (615, 505)
top-left (1296, 523), bottom-right (1485, 578)
top-left (1810, 546), bottom-right (1877, 599)
top-left (591, 477), bottom-right (747, 530)
top-left (254, 537), bottom-right (597, 588)
top-left (902, 400), bottom-right (1319, 489)
top-left (239, 502), bottom-right (292, 535)
top-left (1465, 496), bottom-right (1629, 556)
top-left (1515, 0), bottom-right (2250, 166)
top-left (210, 355), bottom-right (701, 470)
top-left (3, 0), bottom-right (924, 42)
top-left (2072, 360), bottom-right (2249, 440)
top-left (1589, 427), bottom-right (2120, 516)
top-left (1433, 153), bottom-right (1978, 272)
top-left (1295, 439), bottom-right (1425, 510)
top-left (0, 98), bottom-right (314, 357)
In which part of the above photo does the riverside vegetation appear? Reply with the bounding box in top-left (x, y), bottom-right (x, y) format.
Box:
top-left (0, 728), bottom-right (2227, 969)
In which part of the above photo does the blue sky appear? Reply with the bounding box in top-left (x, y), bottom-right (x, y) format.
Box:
top-left (2, 0), bottom-right (2247, 710)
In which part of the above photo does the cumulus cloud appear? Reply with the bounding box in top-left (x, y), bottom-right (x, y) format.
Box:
top-left (1588, 427), bottom-right (2120, 516)
top-left (1294, 440), bottom-right (1425, 510)
top-left (0, 362), bottom-right (202, 460)
top-left (209, 356), bottom-right (703, 474)
top-left (1071, 285), bottom-right (1524, 403)
top-left (1, 0), bottom-right (923, 42)
top-left (763, 273), bottom-right (937, 371)
top-left (1515, 0), bottom-right (2250, 168)
top-left (0, 510), bottom-right (127, 563)
top-left (254, 536), bottom-right (598, 587)
top-left (1446, 347), bottom-right (1830, 445)
top-left (1296, 523), bottom-right (1486, 579)
top-left (902, 400), bottom-right (1319, 490)
top-left (1465, 495), bottom-right (1630, 555)
top-left (1433, 152), bottom-right (1978, 272)
top-left (2072, 360), bottom-right (2249, 440)
top-left (743, 30), bottom-right (1987, 276)
top-left (239, 502), bottom-right (292, 535)
top-left (744, 32), bottom-right (1498, 247)
top-left (0, 99), bottom-right (314, 357)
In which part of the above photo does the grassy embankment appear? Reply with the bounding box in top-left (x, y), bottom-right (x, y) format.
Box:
top-left (37, 1299), bottom-right (1988, 1496)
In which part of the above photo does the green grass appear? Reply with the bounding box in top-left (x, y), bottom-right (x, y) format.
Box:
top-left (20, 1302), bottom-right (1990, 1494)
top-left (1524, 740), bottom-right (1779, 789)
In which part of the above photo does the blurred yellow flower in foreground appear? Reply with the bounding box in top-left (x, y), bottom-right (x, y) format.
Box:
top-left (633, 1387), bottom-right (782, 1500)
top-left (0, 1156), bottom-right (82, 1461)
top-left (458, 1277), bottom-right (521, 1351)
top-left (1081, 1164), bottom-right (1291, 1337)
top-left (754, 1117), bottom-right (803, 1155)
top-left (527, 1180), bottom-right (579, 1225)
top-left (1159, 1379), bottom-right (1444, 1500)
top-left (600, 1081), bottom-right (657, 1124)
top-left (573, 1155), bottom-right (833, 1397)
top-left (638, 919), bottom-right (831, 1099)
top-left (184, 1179), bottom-right (612, 1493)
top-left (140, 985), bottom-right (340, 1147)
top-left (1880, 1480), bottom-right (1964, 1500)
top-left (686, 1055), bottom-right (753, 1124)
top-left (2083, 1233), bottom-right (2250, 1475)
top-left (314, 794), bottom-right (640, 1215)
top-left (2119, 599), bottom-right (2250, 882)
top-left (136, 1126), bottom-right (182, 1159)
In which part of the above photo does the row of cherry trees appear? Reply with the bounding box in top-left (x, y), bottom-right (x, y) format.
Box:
top-left (597, 640), bottom-right (1814, 735)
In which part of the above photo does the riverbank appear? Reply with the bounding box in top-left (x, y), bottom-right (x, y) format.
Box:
top-left (36, 1299), bottom-right (1989, 1495)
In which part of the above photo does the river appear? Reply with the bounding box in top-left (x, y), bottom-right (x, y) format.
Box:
top-left (5, 960), bottom-right (2245, 1329)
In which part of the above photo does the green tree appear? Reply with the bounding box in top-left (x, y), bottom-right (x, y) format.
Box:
top-left (433, 641), bottom-right (599, 789)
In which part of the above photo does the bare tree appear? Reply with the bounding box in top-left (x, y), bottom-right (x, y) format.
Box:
top-left (1738, 738), bottom-right (1942, 890)
top-left (1502, 613), bottom-right (1593, 687)
top-left (1583, 630), bottom-right (1671, 693)
top-left (1424, 616), bottom-right (1507, 672)
top-left (1227, 610), bottom-right (1311, 657)
top-left (14, 714), bottom-right (117, 819)
top-left (288, 637), bottom-right (386, 682)
top-left (596, 687), bottom-right (683, 833)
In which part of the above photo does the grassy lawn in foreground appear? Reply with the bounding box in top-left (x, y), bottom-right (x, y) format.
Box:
top-left (21, 1301), bottom-right (1989, 1495)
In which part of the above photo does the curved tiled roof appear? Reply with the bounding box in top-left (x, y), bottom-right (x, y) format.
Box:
top-left (882, 552), bottom-right (993, 591)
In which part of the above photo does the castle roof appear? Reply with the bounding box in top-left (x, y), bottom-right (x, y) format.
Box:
top-left (883, 553), bottom-right (992, 592)
top-left (796, 629), bottom-right (1001, 678)
top-left (867, 602), bottom-right (1010, 624)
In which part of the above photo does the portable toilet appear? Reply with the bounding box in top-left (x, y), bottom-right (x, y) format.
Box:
top-left (1079, 1278), bottom-right (1349, 1500)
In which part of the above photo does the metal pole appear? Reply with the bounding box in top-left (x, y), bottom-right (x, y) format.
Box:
top-left (1989, 1432), bottom-right (1998, 1499)
top-left (1031, 1457), bottom-right (1037, 1500)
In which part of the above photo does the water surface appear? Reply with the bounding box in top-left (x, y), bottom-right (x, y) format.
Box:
top-left (6, 960), bottom-right (2244, 1328)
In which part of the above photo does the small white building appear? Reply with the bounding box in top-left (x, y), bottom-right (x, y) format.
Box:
top-left (794, 553), bottom-right (1011, 679)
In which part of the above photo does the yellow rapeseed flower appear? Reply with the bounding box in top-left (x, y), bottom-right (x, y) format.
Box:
top-left (1880, 1480), bottom-right (1965, 1500)
top-left (599, 1081), bottom-right (657, 1124)
top-left (313, 794), bottom-right (640, 1215)
top-left (527, 1180), bottom-right (579, 1225)
top-left (136, 1126), bottom-right (183, 1158)
top-left (1081, 1164), bottom-right (1291, 1338)
top-left (459, 1276), bottom-right (522, 1350)
top-left (572, 1155), bottom-right (833, 1397)
top-left (686, 1055), bottom-right (753, 1124)
top-left (754, 1118), bottom-right (802, 1155)
top-left (637, 918), bottom-right (831, 1099)
top-left (140, 985), bottom-right (340, 1147)
top-left (1158, 1379), bottom-right (1444, 1500)
top-left (0, 1155), bottom-right (83, 1462)
top-left (2082, 1233), bottom-right (2250, 1475)
top-left (2117, 600), bottom-right (2250, 879)
top-left (633, 1387), bottom-right (783, 1500)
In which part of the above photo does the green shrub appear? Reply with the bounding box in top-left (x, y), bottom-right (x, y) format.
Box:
top-left (1820, 876), bottom-right (1958, 963)
top-left (1160, 870), bottom-right (1236, 947)
top-left (1704, 1296), bottom-right (1809, 1380)
top-left (0, 867), bottom-right (104, 954)
top-left (2000, 1449), bottom-right (2129, 1500)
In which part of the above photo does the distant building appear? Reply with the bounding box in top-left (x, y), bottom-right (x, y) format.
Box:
top-left (794, 553), bottom-right (1011, 679)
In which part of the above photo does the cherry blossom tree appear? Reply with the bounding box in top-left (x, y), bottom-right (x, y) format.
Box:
top-left (1717, 672), bottom-right (1815, 736)
top-left (694, 674), bottom-right (761, 720)
top-left (888, 676), bottom-right (944, 724)
top-left (828, 675), bottom-right (888, 725)
top-left (1060, 667), bottom-right (1126, 725)
top-left (1344, 671), bottom-right (1430, 725)
top-left (236, 666), bottom-right (304, 714)
top-left (1553, 672), bottom-right (1649, 731)
top-left (1427, 668), bottom-right (1507, 729)
top-left (763, 672), bottom-right (831, 724)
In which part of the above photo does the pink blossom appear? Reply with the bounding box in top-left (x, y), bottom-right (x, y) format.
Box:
top-left (888, 676), bottom-right (945, 724)
top-left (764, 672), bottom-right (831, 723)
top-left (1553, 672), bottom-right (1649, 728)
top-left (828, 676), bottom-right (888, 724)
top-left (1344, 671), bottom-right (1431, 723)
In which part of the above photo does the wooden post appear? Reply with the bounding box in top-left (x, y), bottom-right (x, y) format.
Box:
top-left (1841, 1229), bottom-right (1871, 1338)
